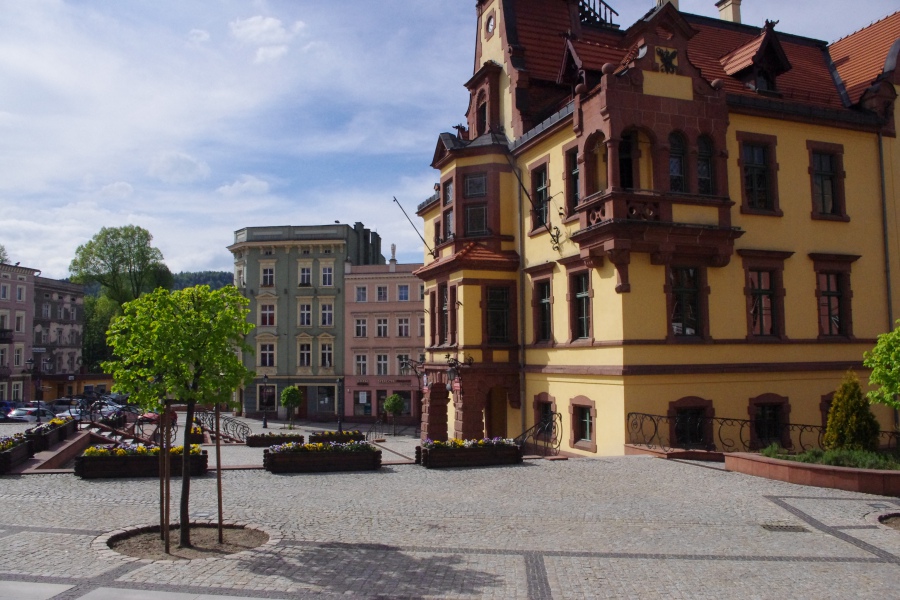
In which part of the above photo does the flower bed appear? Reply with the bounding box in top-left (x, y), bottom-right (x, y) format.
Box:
top-left (0, 434), bottom-right (33, 474)
top-left (247, 433), bottom-right (305, 447)
top-left (24, 417), bottom-right (74, 452)
top-left (263, 441), bottom-right (381, 473)
top-left (74, 444), bottom-right (208, 479)
top-left (417, 438), bottom-right (523, 469)
top-left (308, 430), bottom-right (365, 443)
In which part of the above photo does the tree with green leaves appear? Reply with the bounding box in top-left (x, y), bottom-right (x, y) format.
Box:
top-left (383, 393), bottom-right (404, 436)
top-left (82, 295), bottom-right (120, 372)
top-left (864, 320), bottom-right (900, 411)
top-left (104, 285), bottom-right (254, 547)
top-left (69, 225), bottom-right (168, 305)
top-left (281, 386), bottom-right (302, 429)
top-left (823, 371), bottom-right (880, 451)
top-left (0, 243), bottom-right (8, 264)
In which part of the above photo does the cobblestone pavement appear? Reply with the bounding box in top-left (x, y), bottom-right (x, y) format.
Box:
top-left (1, 419), bottom-right (899, 599)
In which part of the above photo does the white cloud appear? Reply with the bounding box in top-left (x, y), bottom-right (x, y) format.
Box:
top-left (217, 175), bottom-right (270, 196)
top-left (188, 28), bottom-right (210, 44)
top-left (100, 181), bottom-right (134, 199)
top-left (255, 45), bottom-right (288, 63)
top-left (229, 16), bottom-right (304, 46)
top-left (148, 151), bottom-right (210, 184)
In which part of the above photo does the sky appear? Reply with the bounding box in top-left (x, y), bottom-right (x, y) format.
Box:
top-left (1, 0), bottom-right (897, 279)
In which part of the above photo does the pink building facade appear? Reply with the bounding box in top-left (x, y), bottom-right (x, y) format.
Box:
top-left (343, 251), bottom-right (424, 424)
top-left (0, 263), bottom-right (40, 403)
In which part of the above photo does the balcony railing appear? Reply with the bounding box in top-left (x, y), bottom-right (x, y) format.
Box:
top-left (626, 412), bottom-right (899, 454)
top-left (0, 329), bottom-right (12, 344)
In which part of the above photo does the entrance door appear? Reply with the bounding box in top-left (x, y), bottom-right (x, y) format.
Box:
top-left (485, 387), bottom-right (507, 438)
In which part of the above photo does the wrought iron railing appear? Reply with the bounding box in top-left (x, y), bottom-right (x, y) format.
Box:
top-left (194, 410), bottom-right (251, 443)
top-left (366, 419), bottom-right (387, 441)
top-left (514, 412), bottom-right (563, 456)
top-left (626, 412), bottom-right (899, 454)
top-left (579, 0), bottom-right (618, 27)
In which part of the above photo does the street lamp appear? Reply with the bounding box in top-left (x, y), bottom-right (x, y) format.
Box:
top-left (444, 353), bottom-right (474, 392)
top-left (335, 378), bottom-right (344, 433)
top-left (262, 374), bottom-right (269, 429)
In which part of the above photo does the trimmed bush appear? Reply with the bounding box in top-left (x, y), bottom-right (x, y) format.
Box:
top-left (823, 371), bottom-right (880, 452)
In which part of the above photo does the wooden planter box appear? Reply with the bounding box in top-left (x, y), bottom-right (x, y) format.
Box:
top-left (247, 434), bottom-right (305, 447)
top-left (0, 442), bottom-right (34, 474)
top-left (263, 449), bottom-right (381, 473)
top-left (186, 433), bottom-right (205, 445)
top-left (74, 451), bottom-right (209, 479)
top-left (61, 419), bottom-right (78, 439)
top-left (25, 425), bottom-right (66, 453)
top-left (417, 445), bottom-right (523, 469)
top-left (308, 432), bottom-right (365, 443)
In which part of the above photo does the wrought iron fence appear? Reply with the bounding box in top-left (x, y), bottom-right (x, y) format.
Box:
top-left (626, 412), bottom-right (899, 454)
top-left (514, 412), bottom-right (563, 456)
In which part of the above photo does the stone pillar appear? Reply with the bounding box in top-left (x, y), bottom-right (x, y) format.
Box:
top-left (606, 138), bottom-right (621, 191)
top-left (421, 383), bottom-right (450, 442)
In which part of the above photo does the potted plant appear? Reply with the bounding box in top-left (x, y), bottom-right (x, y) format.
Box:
top-left (383, 393), bottom-right (403, 436)
top-left (0, 433), bottom-right (33, 474)
top-left (263, 441), bottom-right (381, 473)
top-left (417, 437), bottom-right (523, 469)
top-left (281, 385), bottom-right (302, 430)
top-left (74, 443), bottom-right (208, 479)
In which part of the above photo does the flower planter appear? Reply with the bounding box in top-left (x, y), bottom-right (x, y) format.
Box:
top-left (417, 445), bottom-right (523, 469)
top-left (247, 434), bottom-right (305, 448)
top-left (74, 451), bottom-right (209, 479)
top-left (263, 448), bottom-right (381, 473)
top-left (186, 433), bottom-right (205, 445)
top-left (0, 442), bottom-right (34, 474)
top-left (308, 432), bottom-right (365, 443)
top-left (60, 419), bottom-right (78, 440)
top-left (25, 425), bottom-right (65, 453)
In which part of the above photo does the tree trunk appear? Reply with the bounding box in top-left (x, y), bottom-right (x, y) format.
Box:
top-left (179, 400), bottom-right (195, 547)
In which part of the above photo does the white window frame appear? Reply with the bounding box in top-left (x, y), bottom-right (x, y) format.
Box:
top-left (376, 354), bottom-right (389, 376)
top-left (355, 354), bottom-right (368, 375)
top-left (398, 285), bottom-right (409, 302)
top-left (355, 318), bottom-right (367, 337)
top-left (376, 318), bottom-right (388, 337)
top-left (299, 302), bottom-right (312, 326)
top-left (377, 286), bottom-right (388, 302)
top-left (398, 317), bottom-right (410, 337)
top-left (321, 303), bottom-right (333, 327)
top-left (321, 266), bottom-right (334, 287)
top-left (356, 286), bottom-right (367, 302)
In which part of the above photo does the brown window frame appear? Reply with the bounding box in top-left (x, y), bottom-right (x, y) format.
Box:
top-left (807, 141), bottom-right (848, 222)
top-left (565, 265), bottom-right (592, 344)
top-left (810, 253), bottom-right (859, 340)
top-left (667, 396), bottom-right (714, 450)
top-left (737, 132), bottom-right (782, 216)
top-left (533, 392), bottom-right (558, 444)
top-left (748, 393), bottom-right (791, 450)
top-left (568, 395), bottom-right (597, 453)
top-left (697, 135), bottom-right (715, 196)
top-left (484, 284), bottom-right (515, 345)
top-left (738, 250), bottom-right (792, 341)
top-left (529, 156), bottom-right (551, 233)
top-left (665, 264), bottom-right (710, 341)
top-left (532, 276), bottom-right (553, 345)
top-left (562, 141), bottom-right (580, 218)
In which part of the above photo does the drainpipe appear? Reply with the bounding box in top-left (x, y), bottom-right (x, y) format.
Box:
top-left (878, 132), bottom-right (900, 429)
top-left (515, 158), bottom-right (527, 436)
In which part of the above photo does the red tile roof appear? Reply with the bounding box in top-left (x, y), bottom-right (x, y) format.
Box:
top-left (413, 242), bottom-right (519, 279)
top-left (684, 17), bottom-right (845, 109)
top-left (829, 11), bottom-right (900, 104)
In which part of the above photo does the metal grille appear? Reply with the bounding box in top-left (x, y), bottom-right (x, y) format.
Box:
top-left (761, 524), bottom-right (808, 532)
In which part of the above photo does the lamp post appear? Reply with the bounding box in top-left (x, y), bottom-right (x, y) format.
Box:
top-left (444, 353), bottom-right (474, 392)
top-left (335, 377), bottom-right (344, 433)
top-left (262, 374), bottom-right (269, 429)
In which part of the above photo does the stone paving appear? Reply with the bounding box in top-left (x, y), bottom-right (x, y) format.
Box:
top-left (0, 418), bottom-right (898, 599)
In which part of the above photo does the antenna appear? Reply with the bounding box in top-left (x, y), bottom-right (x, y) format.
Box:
top-left (393, 196), bottom-right (436, 257)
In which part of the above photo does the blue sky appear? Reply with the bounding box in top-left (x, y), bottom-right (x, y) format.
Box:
top-left (1, 0), bottom-right (897, 278)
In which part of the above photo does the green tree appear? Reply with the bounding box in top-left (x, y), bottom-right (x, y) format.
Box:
top-left (281, 386), bottom-right (302, 429)
top-left (104, 285), bottom-right (254, 547)
top-left (823, 371), bottom-right (880, 451)
top-left (69, 225), bottom-right (168, 305)
top-left (82, 295), bottom-right (120, 372)
top-left (383, 393), bottom-right (404, 436)
top-left (864, 320), bottom-right (900, 411)
top-left (0, 243), bottom-right (8, 264)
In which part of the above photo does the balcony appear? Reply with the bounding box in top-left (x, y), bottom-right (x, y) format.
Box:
top-left (0, 329), bottom-right (12, 344)
top-left (0, 366), bottom-right (11, 379)
top-left (570, 188), bottom-right (744, 292)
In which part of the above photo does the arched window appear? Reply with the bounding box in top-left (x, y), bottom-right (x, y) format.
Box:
top-left (475, 91), bottom-right (487, 137)
top-left (668, 132), bottom-right (686, 193)
top-left (619, 133), bottom-right (636, 190)
top-left (697, 135), bottom-right (714, 195)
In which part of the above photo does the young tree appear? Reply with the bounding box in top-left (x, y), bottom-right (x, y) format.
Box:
top-left (104, 285), bottom-right (254, 547)
top-left (281, 386), bottom-right (302, 429)
top-left (0, 243), bottom-right (8, 264)
top-left (383, 393), bottom-right (404, 436)
top-left (864, 321), bottom-right (900, 411)
top-left (823, 371), bottom-right (880, 451)
top-left (69, 225), bottom-right (168, 305)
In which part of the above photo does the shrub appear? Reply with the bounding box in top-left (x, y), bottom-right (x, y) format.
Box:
top-left (823, 371), bottom-right (880, 452)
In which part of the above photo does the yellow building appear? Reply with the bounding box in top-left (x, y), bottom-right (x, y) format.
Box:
top-left (415, 0), bottom-right (900, 456)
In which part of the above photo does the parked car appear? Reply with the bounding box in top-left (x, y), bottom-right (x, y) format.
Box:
top-left (7, 407), bottom-right (56, 422)
top-left (51, 398), bottom-right (79, 413)
top-left (0, 401), bottom-right (20, 421)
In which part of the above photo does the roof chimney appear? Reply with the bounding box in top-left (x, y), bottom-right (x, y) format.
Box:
top-left (716, 0), bottom-right (742, 24)
top-left (657, 0), bottom-right (679, 9)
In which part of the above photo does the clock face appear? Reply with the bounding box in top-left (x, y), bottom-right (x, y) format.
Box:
top-left (486, 16), bottom-right (495, 34)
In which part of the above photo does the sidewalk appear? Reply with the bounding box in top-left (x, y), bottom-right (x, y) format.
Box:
top-left (1, 418), bottom-right (899, 599)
